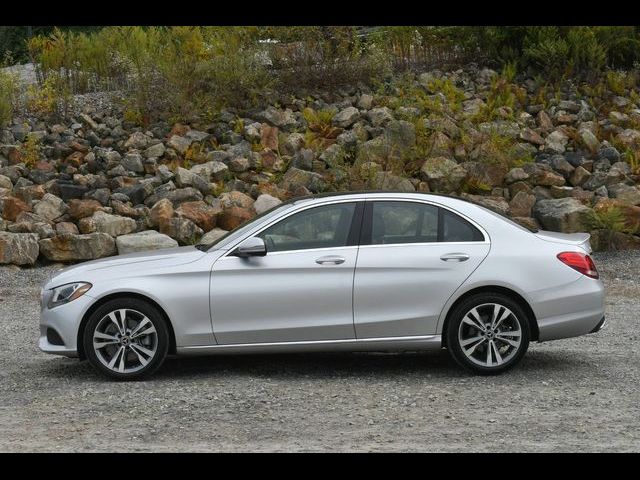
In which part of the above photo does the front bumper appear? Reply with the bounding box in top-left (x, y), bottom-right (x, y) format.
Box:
top-left (39, 292), bottom-right (95, 357)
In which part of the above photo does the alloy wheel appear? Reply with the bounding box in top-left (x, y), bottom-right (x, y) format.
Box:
top-left (92, 309), bottom-right (158, 374)
top-left (457, 303), bottom-right (523, 368)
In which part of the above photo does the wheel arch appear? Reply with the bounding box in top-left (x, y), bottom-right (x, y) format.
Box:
top-left (77, 292), bottom-right (177, 360)
top-left (440, 285), bottom-right (539, 347)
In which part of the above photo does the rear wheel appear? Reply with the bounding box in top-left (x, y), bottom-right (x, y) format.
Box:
top-left (83, 298), bottom-right (169, 380)
top-left (446, 293), bottom-right (530, 375)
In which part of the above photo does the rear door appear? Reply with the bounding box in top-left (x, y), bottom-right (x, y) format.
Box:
top-left (353, 200), bottom-right (490, 338)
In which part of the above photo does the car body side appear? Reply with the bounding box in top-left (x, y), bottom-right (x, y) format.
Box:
top-left (39, 192), bottom-right (605, 358)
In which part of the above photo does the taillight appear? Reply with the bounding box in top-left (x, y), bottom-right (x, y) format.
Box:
top-left (557, 252), bottom-right (599, 279)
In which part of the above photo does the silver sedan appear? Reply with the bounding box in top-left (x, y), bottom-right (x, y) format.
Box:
top-left (39, 192), bottom-right (606, 379)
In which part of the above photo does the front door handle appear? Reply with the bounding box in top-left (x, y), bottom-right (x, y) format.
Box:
top-left (440, 252), bottom-right (470, 262)
top-left (316, 255), bottom-right (346, 265)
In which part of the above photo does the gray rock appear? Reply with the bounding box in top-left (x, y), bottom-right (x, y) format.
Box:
top-left (124, 131), bottom-right (152, 150)
top-left (87, 211), bottom-right (137, 237)
top-left (608, 184), bottom-right (640, 206)
top-left (533, 198), bottom-right (591, 233)
top-left (253, 194), bottom-right (282, 215)
top-left (420, 157), bottom-right (467, 192)
top-left (545, 130), bottom-right (569, 154)
top-left (332, 107), bottom-right (360, 128)
top-left (0, 174), bottom-right (12, 190)
top-left (279, 167), bottom-right (327, 193)
top-left (357, 94), bottom-right (373, 110)
top-left (384, 120), bottom-right (416, 151)
top-left (190, 161), bottom-right (228, 182)
top-left (229, 157), bottom-right (250, 173)
top-left (0, 232), bottom-right (40, 265)
top-left (39, 233), bottom-right (116, 261)
top-left (199, 227), bottom-right (229, 245)
top-left (144, 142), bottom-right (166, 159)
top-left (368, 107), bottom-right (394, 127)
top-left (374, 172), bottom-right (416, 192)
top-left (115, 230), bottom-right (178, 254)
top-left (33, 194), bottom-right (67, 221)
top-left (292, 149), bottom-right (314, 171)
top-left (160, 217), bottom-right (203, 245)
top-left (122, 153), bottom-right (144, 173)
top-left (261, 106), bottom-right (297, 130)
top-left (167, 135), bottom-right (192, 155)
top-left (580, 129), bottom-right (600, 153)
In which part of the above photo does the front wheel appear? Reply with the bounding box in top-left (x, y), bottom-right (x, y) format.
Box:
top-left (83, 298), bottom-right (169, 380)
top-left (446, 293), bottom-right (531, 375)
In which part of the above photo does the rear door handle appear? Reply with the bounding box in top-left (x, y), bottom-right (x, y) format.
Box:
top-left (316, 255), bottom-right (346, 265)
top-left (440, 253), bottom-right (470, 262)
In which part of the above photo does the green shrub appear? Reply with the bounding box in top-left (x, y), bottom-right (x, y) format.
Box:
top-left (264, 27), bottom-right (390, 91)
top-left (0, 70), bottom-right (17, 127)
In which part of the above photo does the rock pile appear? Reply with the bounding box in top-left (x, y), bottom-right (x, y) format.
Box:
top-left (2, 64), bottom-right (640, 264)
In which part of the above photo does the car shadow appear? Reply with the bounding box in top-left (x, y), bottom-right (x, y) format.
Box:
top-left (37, 348), bottom-right (596, 382)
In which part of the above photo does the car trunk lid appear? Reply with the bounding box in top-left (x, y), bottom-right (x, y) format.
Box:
top-left (534, 230), bottom-right (592, 253)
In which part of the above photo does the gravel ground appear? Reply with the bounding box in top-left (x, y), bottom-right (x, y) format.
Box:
top-left (0, 252), bottom-right (639, 452)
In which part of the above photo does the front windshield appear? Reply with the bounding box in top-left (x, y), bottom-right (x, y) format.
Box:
top-left (197, 202), bottom-right (293, 251)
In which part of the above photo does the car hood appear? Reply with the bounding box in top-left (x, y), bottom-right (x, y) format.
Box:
top-left (44, 246), bottom-right (208, 289)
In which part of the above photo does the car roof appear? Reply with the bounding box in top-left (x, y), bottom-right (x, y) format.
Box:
top-left (288, 191), bottom-right (481, 209)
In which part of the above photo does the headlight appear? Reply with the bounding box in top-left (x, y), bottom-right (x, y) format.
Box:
top-left (48, 282), bottom-right (92, 309)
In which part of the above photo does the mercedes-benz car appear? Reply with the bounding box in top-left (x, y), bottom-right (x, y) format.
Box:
top-left (39, 192), bottom-right (606, 379)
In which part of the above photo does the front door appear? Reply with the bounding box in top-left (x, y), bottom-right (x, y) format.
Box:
top-left (210, 201), bottom-right (363, 344)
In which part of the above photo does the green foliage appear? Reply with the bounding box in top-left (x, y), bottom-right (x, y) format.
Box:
top-left (474, 62), bottom-right (526, 121)
top-left (25, 74), bottom-right (70, 118)
top-left (26, 26), bottom-right (272, 124)
top-left (0, 70), bottom-right (17, 127)
top-left (18, 131), bottom-right (42, 168)
top-left (586, 205), bottom-right (638, 247)
top-left (302, 107), bottom-right (341, 152)
top-left (264, 26), bottom-right (391, 91)
top-left (426, 77), bottom-right (465, 112)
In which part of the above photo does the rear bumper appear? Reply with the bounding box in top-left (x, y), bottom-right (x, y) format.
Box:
top-left (533, 275), bottom-right (605, 342)
top-left (589, 316), bottom-right (607, 334)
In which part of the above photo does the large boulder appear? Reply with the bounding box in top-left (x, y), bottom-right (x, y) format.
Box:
top-left (420, 157), bottom-right (467, 193)
top-left (199, 228), bottom-right (229, 245)
top-left (124, 131), bottom-right (152, 150)
top-left (608, 183), bottom-right (640, 206)
top-left (1, 196), bottom-right (30, 222)
top-left (175, 200), bottom-right (222, 232)
top-left (218, 206), bottom-right (255, 231)
top-left (33, 194), bottom-right (67, 221)
top-left (115, 230), bottom-right (178, 254)
top-left (39, 233), bottom-right (116, 261)
top-left (533, 198), bottom-right (591, 233)
top-left (260, 106), bottom-right (297, 130)
top-left (254, 194), bottom-right (282, 214)
top-left (279, 167), bottom-right (327, 193)
top-left (0, 232), bottom-right (40, 265)
top-left (68, 199), bottom-right (105, 220)
top-left (159, 217), bottom-right (203, 245)
top-left (79, 211), bottom-right (137, 237)
top-left (373, 172), bottom-right (415, 192)
top-left (332, 106), bottom-right (360, 128)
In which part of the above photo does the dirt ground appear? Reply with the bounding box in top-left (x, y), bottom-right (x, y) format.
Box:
top-left (0, 251), bottom-right (638, 452)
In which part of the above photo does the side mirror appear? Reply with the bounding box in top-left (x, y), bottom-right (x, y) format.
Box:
top-left (236, 237), bottom-right (267, 257)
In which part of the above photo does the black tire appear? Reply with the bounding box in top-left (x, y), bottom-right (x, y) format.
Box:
top-left (446, 293), bottom-right (531, 375)
top-left (83, 298), bottom-right (169, 380)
